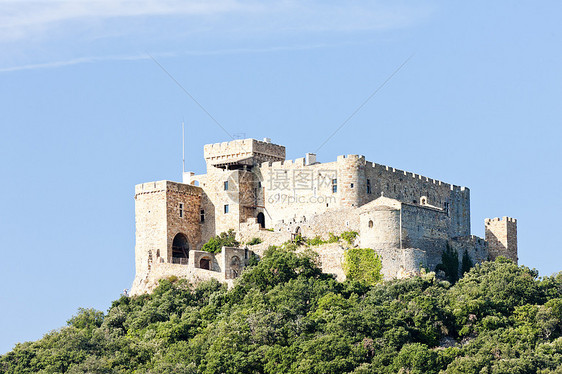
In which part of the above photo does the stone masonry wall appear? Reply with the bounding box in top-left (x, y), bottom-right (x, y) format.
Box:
top-left (203, 138), bottom-right (285, 171)
top-left (164, 181), bottom-right (202, 261)
top-left (485, 217), bottom-right (518, 263)
top-left (134, 181), bottom-right (168, 280)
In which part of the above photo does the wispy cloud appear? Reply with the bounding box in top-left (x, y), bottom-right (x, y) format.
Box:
top-left (0, 1), bottom-right (431, 42)
top-left (0, 1), bottom-right (432, 72)
top-left (0, 42), bottom-right (361, 73)
top-left (0, 1), bottom-right (254, 39)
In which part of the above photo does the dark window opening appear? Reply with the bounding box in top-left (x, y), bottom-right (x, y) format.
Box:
top-left (172, 233), bottom-right (189, 264)
top-left (179, 203), bottom-right (184, 218)
top-left (200, 209), bottom-right (205, 223)
top-left (350, 183), bottom-right (354, 188)
top-left (200, 258), bottom-right (210, 270)
top-left (367, 179), bottom-right (372, 194)
top-left (257, 212), bottom-right (265, 228)
top-left (224, 181), bottom-right (229, 190)
top-left (368, 220), bottom-right (374, 228)
top-left (332, 178), bottom-right (337, 193)
top-left (224, 204), bottom-right (229, 214)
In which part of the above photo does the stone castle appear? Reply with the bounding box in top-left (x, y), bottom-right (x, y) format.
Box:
top-left (130, 138), bottom-right (517, 295)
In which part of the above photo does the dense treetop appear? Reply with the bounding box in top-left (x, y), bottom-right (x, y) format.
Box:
top-left (2, 248), bottom-right (562, 373)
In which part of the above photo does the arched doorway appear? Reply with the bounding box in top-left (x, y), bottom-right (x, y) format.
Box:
top-left (200, 258), bottom-right (211, 270)
top-left (257, 212), bottom-right (265, 228)
top-left (230, 256), bottom-right (241, 278)
top-left (172, 233), bottom-right (189, 264)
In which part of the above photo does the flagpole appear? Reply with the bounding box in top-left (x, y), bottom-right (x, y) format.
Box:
top-left (182, 120), bottom-right (185, 174)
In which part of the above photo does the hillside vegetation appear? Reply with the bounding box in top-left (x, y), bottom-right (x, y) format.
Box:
top-left (2, 247), bottom-right (562, 373)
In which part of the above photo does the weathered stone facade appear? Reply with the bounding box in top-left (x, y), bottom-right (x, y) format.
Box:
top-left (130, 138), bottom-right (518, 294)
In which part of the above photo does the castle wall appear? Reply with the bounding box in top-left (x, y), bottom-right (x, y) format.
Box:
top-left (256, 159), bottom-right (340, 228)
top-left (359, 198), bottom-right (448, 278)
top-left (400, 203), bottom-right (449, 270)
top-left (363, 161), bottom-right (470, 237)
top-left (450, 235), bottom-right (489, 266)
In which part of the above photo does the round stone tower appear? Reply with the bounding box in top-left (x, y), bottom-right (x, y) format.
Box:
top-left (337, 155), bottom-right (365, 208)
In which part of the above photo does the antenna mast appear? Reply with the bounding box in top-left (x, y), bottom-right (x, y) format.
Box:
top-left (182, 120), bottom-right (185, 174)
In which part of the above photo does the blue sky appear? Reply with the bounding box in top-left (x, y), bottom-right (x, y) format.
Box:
top-left (1, 1), bottom-right (561, 354)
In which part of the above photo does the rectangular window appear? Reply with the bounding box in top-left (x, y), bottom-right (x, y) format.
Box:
top-left (224, 181), bottom-right (229, 190)
top-left (200, 209), bottom-right (205, 223)
top-left (224, 204), bottom-right (229, 214)
top-left (332, 178), bottom-right (337, 193)
top-left (350, 183), bottom-right (354, 188)
top-left (367, 179), bottom-right (372, 194)
top-left (179, 203), bottom-right (184, 218)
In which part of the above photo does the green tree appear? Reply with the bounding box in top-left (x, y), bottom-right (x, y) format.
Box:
top-left (201, 229), bottom-right (240, 253)
top-left (436, 243), bottom-right (459, 283)
top-left (343, 248), bottom-right (382, 286)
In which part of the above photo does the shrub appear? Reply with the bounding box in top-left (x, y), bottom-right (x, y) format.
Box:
top-left (306, 236), bottom-right (326, 246)
top-left (343, 248), bottom-right (382, 286)
top-left (340, 231), bottom-right (358, 245)
top-left (202, 229), bottom-right (240, 253)
top-left (328, 232), bottom-right (340, 243)
top-left (247, 237), bottom-right (262, 245)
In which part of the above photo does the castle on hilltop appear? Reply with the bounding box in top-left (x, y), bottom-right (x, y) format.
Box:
top-left (130, 138), bottom-right (517, 295)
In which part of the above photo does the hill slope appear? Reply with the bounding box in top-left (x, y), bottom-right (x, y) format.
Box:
top-left (2, 248), bottom-right (562, 373)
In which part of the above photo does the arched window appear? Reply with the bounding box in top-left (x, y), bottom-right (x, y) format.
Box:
top-left (257, 212), bottom-right (265, 228)
top-left (230, 256), bottom-right (241, 278)
top-left (172, 233), bottom-right (189, 264)
top-left (368, 220), bottom-right (374, 228)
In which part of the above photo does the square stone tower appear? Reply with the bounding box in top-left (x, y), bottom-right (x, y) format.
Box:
top-left (134, 181), bottom-right (203, 277)
top-left (485, 217), bottom-right (518, 263)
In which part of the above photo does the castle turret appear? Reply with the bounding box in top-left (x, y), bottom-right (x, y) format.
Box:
top-left (337, 155), bottom-right (365, 208)
top-left (131, 181), bottom-right (202, 295)
top-left (485, 217), bottom-right (518, 263)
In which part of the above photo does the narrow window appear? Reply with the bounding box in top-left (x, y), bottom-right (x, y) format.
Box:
top-left (367, 179), bottom-right (372, 194)
top-left (179, 203), bottom-right (184, 218)
top-left (224, 181), bottom-right (229, 191)
top-left (224, 204), bottom-right (229, 214)
top-left (350, 183), bottom-right (354, 188)
top-left (332, 178), bottom-right (337, 193)
top-left (200, 209), bottom-right (205, 223)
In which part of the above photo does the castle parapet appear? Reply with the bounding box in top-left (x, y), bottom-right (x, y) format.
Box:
top-left (204, 138), bottom-right (285, 169)
top-left (135, 180), bottom-right (202, 197)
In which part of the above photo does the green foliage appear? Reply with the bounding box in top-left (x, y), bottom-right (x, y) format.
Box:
top-left (306, 236), bottom-right (326, 246)
top-left (461, 249), bottom-right (474, 275)
top-left (247, 237), bottom-right (262, 245)
top-left (328, 232), bottom-right (340, 243)
top-left (340, 231), bottom-right (358, 245)
top-left (293, 234), bottom-right (305, 245)
top-left (343, 248), bottom-right (383, 286)
top-left (3, 255), bottom-right (562, 374)
top-left (436, 243), bottom-right (459, 283)
top-left (201, 229), bottom-right (240, 253)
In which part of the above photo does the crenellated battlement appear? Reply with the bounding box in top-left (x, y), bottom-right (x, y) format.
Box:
top-left (135, 180), bottom-right (202, 197)
top-left (204, 138), bottom-right (285, 166)
top-left (365, 161), bottom-right (468, 192)
top-left (485, 217), bottom-right (517, 224)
